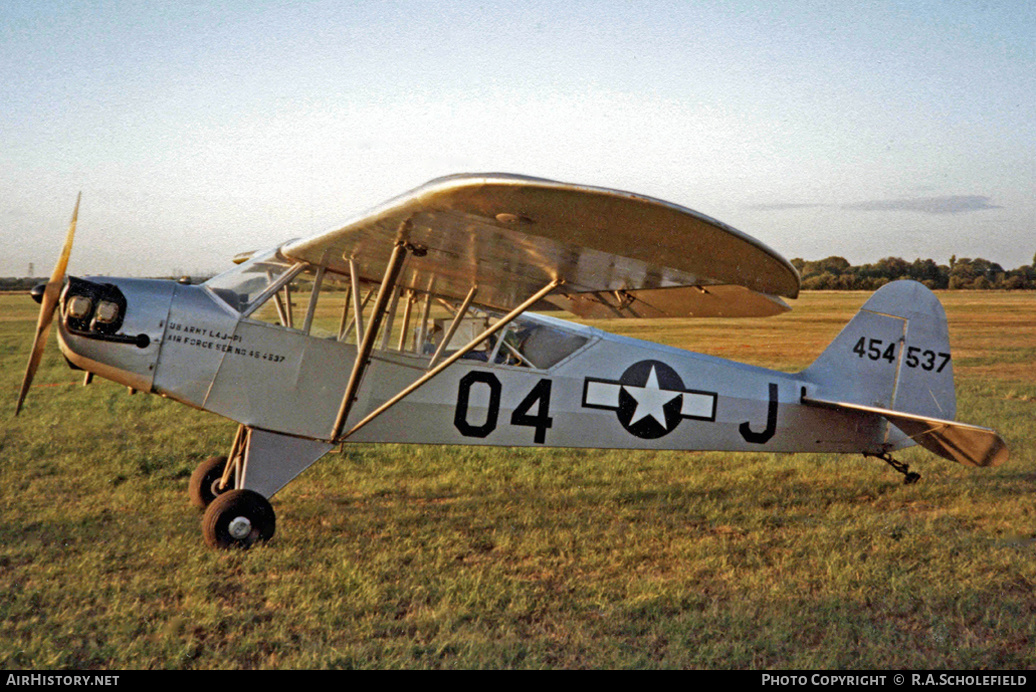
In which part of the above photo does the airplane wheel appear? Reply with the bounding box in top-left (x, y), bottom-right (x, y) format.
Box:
top-left (202, 489), bottom-right (276, 550)
top-left (188, 456), bottom-right (229, 509)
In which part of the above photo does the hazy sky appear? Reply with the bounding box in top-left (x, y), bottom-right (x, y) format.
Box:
top-left (3, 1), bottom-right (1034, 277)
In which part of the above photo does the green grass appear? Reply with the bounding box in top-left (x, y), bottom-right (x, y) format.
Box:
top-left (1, 291), bottom-right (1034, 669)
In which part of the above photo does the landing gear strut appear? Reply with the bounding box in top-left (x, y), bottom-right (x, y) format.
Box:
top-left (865, 451), bottom-right (921, 485)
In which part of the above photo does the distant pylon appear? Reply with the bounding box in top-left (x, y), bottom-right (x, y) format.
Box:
top-left (28, 262), bottom-right (34, 277)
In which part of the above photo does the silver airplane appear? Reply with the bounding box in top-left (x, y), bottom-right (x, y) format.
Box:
top-left (17, 174), bottom-right (1009, 549)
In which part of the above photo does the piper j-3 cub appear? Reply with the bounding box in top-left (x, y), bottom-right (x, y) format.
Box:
top-left (17, 174), bottom-right (1009, 549)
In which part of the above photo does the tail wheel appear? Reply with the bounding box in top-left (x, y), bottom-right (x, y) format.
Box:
top-left (188, 456), bottom-right (229, 509)
top-left (202, 489), bottom-right (276, 549)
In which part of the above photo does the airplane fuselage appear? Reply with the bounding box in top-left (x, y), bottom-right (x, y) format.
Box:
top-left (57, 277), bottom-right (902, 457)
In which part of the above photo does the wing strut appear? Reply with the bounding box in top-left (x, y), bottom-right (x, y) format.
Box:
top-left (338, 288), bottom-right (374, 342)
top-left (397, 289), bottom-right (415, 351)
top-left (330, 240), bottom-right (412, 441)
top-left (428, 285), bottom-right (478, 369)
top-left (348, 258), bottom-right (365, 342)
top-left (337, 277), bottom-right (563, 442)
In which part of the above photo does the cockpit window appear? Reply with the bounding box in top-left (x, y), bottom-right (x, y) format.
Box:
top-left (509, 319), bottom-right (590, 369)
top-left (205, 251), bottom-right (296, 313)
top-left (424, 314), bottom-right (590, 370)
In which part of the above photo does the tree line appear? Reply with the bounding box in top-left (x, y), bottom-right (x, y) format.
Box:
top-left (2, 254), bottom-right (1035, 292)
top-left (791, 254), bottom-right (1036, 290)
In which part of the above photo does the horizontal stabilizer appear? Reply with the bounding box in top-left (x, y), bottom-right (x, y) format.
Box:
top-left (802, 396), bottom-right (1008, 468)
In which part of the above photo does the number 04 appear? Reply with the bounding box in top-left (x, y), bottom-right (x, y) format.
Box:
top-left (454, 373), bottom-right (553, 444)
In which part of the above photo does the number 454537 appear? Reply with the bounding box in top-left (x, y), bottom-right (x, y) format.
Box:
top-left (851, 337), bottom-right (950, 373)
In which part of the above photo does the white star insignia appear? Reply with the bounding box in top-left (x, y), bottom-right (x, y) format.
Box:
top-left (624, 365), bottom-right (681, 426)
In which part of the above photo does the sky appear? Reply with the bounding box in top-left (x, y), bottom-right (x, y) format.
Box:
top-left (2, 1), bottom-right (1034, 278)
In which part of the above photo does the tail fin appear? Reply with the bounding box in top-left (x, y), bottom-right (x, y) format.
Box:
top-left (800, 280), bottom-right (1008, 467)
top-left (802, 280), bottom-right (955, 419)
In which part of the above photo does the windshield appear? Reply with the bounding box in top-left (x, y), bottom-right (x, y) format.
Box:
top-left (204, 250), bottom-right (296, 313)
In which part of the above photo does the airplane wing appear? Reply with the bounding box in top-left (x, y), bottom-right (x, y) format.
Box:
top-left (281, 174), bottom-right (800, 318)
top-left (802, 396), bottom-right (1009, 467)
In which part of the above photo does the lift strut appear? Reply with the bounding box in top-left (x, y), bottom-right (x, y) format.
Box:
top-left (330, 240), bottom-right (411, 441)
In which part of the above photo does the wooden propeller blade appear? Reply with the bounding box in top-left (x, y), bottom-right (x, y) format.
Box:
top-left (15, 194), bottom-right (80, 416)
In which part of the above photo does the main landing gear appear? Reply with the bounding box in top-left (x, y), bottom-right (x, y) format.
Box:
top-left (865, 451), bottom-right (921, 485)
top-left (201, 489), bottom-right (276, 549)
top-left (188, 454), bottom-right (276, 549)
top-left (187, 426), bottom-right (333, 549)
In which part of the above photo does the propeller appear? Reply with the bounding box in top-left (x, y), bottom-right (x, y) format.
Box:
top-left (15, 193), bottom-right (80, 416)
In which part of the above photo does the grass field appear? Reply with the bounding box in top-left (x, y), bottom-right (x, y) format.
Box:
top-left (1, 289), bottom-right (1034, 669)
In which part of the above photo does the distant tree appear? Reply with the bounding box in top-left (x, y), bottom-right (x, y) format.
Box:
top-left (835, 273), bottom-right (859, 290)
top-left (875, 257), bottom-right (910, 280)
top-left (818, 256), bottom-right (851, 274)
top-left (863, 276), bottom-right (890, 290)
top-left (948, 257), bottom-right (1003, 288)
top-left (909, 258), bottom-right (944, 286)
top-left (802, 272), bottom-right (837, 290)
top-left (1003, 275), bottom-right (1027, 290)
top-left (982, 258), bottom-right (1005, 277)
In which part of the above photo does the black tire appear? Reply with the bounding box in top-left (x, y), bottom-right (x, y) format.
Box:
top-left (188, 456), bottom-right (229, 509)
top-left (202, 489), bottom-right (276, 549)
